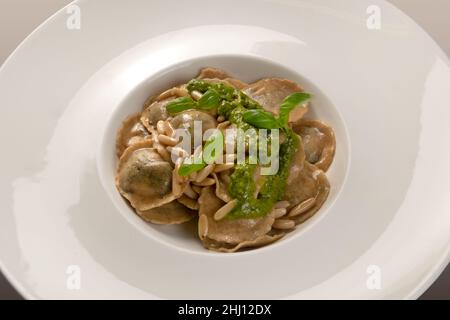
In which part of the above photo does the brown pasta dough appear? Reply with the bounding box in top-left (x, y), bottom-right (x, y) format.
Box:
top-left (293, 119), bottom-right (336, 172)
top-left (115, 113), bottom-right (151, 158)
top-left (114, 68), bottom-right (335, 252)
top-left (116, 141), bottom-right (186, 211)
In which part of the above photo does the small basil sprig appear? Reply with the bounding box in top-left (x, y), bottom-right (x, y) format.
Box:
top-left (178, 162), bottom-right (206, 177)
top-left (166, 96), bottom-right (197, 114)
top-left (278, 92), bottom-right (311, 126)
top-left (197, 89), bottom-right (221, 110)
top-left (242, 109), bottom-right (282, 129)
top-left (242, 92), bottom-right (311, 129)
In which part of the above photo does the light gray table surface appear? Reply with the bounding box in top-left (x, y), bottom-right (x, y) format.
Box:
top-left (0, 0), bottom-right (449, 300)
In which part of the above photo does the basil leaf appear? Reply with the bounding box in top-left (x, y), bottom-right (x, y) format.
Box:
top-left (203, 130), bottom-right (224, 163)
top-left (279, 92), bottom-right (312, 126)
top-left (166, 96), bottom-right (197, 114)
top-left (178, 163), bottom-right (206, 177)
top-left (197, 89), bottom-right (221, 110)
top-left (242, 109), bottom-right (281, 129)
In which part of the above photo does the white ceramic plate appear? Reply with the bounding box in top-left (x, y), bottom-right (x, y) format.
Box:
top-left (0, 0), bottom-right (449, 300)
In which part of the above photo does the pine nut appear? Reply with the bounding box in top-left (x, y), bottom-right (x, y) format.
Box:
top-left (158, 134), bottom-right (178, 146)
top-left (275, 201), bottom-right (290, 209)
top-left (198, 215), bottom-right (208, 240)
top-left (184, 183), bottom-right (198, 199)
top-left (214, 199), bottom-right (238, 221)
top-left (195, 164), bottom-right (215, 183)
top-left (272, 208), bottom-right (287, 219)
top-left (191, 90), bottom-right (203, 101)
top-left (156, 120), bottom-right (166, 134)
top-left (273, 219), bottom-right (295, 230)
top-left (193, 178), bottom-right (215, 187)
top-left (163, 121), bottom-right (175, 137)
top-left (288, 198), bottom-right (316, 218)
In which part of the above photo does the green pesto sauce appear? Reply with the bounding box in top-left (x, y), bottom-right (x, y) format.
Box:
top-left (186, 79), bottom-right (300, 219)
top-left (227, 132), bottom-right (299, 219)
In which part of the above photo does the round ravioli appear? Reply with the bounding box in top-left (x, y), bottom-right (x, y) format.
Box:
top-left (212, 172), bottom-right (232, 203)
top-left (202, 233), bottom-right (284, 253)
top-left (137, 201), bottom-right (196, 225)
top-left (115, 113), bottom-right (151, 158)
top-left (283, 162), bottom-right (330, 225)
top-left (244, 78), bottom-right (308, 123)
top-left (197, 67), bottom-right (249, 90)
top-left (292, 119), bottom-right (336, 172)
top-left (170, 110), bottom-right (218, 149)
top-left (116, 141), bottom-right (186, 211)
top-left (140, 87), bottom-right (189, 132)
top-left (197, 67), bottom-right (230, 80)
top-left (197, 187), bottom-right (276, 245)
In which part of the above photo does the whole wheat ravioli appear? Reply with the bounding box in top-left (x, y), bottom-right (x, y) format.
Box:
top-left (293, 119), bottom-right (336, 172)
top-left (137, 201), bottom-right (196, 225)
top-left (114, 67), bottom-right (335, 252)
top-left (197, 187), bottom-right (276, 245)
top-left (116, 113), bottom-right (151, 158)
top-left (116, 141), bottom-right (186, 211)
top-left (197, 67), bottom-right (249, 90)
top-left (244, 78), bottom-right (309, 123)
top-left (284, 161), bottom-right (330, 224)
top-left (140, 87), bottom-right (189, 131)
